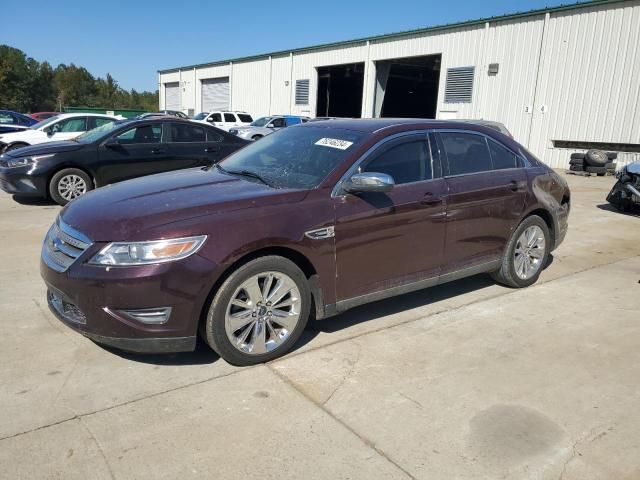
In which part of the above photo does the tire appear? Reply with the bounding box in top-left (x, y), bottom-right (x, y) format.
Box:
top-left (251, 135), bottom-right (263, 141)
top-left (569, 164), bottom-right (584, 172)
top-left (569, 158), bottom-right (584, 166)
top-left (490, 215), bottom-right (550, 288)
top-left (584, 165), bottom-right (607, 175)
top-left (570, 152), bottom-right (585, 160)
top-left (585, 149), bottom-right (608, 167)
top-left (607, 152), bottom-right (618, 160)
top-left (49, 168), bottom-right (93, 206)
top-left (203, 256), bottom-right (311, 366)
top-left (5, 142), bottom-right (30, 153)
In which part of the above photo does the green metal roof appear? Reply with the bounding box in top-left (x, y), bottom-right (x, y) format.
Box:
top-left (158, 0), bottom-right (625, 74)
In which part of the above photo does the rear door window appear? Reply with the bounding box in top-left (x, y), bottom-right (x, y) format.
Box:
top-left (237, 113), bottom-right (253, 123)
top-left (439, 132), bottom-right (492, 176)
top-left (488, 138), bottom-right (521, 170)
top-left (224, 113), bottom-right (236, 122)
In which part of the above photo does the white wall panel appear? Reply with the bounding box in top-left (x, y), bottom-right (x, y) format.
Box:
top-left (231, 59), bottom-right (270, 117)
top-left (270, 55), bottom-right (292, 115)
top-left (529, 0), bottom-right (640, 167)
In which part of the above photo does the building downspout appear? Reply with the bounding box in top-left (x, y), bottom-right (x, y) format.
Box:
top-left (527, 12), bottom-right (550, 149)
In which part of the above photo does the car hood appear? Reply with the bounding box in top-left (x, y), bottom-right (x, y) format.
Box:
top-left (4, 140), bottom-right (85, 157)
top-left (0, 128), bottom-right (46, 142)
top-left (60, 167), bottom-right (308, 242)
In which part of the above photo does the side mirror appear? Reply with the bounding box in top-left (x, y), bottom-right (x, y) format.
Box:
top-left (343, 172), bottom-right (395, 193)
top-left (104, 137), bottom-right (120, 148)
top-left (206, 117), bottom-right (214, 122)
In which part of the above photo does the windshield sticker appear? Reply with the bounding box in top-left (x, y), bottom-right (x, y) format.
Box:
top-left (315, 138), bottom-right (354, 150)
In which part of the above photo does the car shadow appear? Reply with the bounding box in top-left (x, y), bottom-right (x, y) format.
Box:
top-left (96, 336), bottom-right (220, 366)
top-left (12, 195), bottom-right (58, 207)
top-left (292, 273), bottom-right (495, 352)
top-left (596, 202), bottom-right (640, 217)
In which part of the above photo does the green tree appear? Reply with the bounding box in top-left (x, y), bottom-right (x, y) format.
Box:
top-left (0, 44), bottom-right (159, 113)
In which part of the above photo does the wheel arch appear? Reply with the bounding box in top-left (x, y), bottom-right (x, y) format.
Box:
top-left (46, 165), bottom-right (96, 196)
top-left (198, 245), bottom-right (324, 331)
top-left (522, 207), bottom-right (555, 247)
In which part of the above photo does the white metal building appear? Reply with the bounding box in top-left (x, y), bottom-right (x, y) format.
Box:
top-left (159, 0), bottom-right (640, 168)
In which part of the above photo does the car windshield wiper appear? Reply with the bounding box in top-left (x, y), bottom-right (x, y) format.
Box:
top-left (217, 165), bottom-right (274, 187)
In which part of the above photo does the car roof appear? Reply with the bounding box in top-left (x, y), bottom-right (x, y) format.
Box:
top-left (298, 118), bottom-right (506, 134)
top-left (53, 113), bottom-right (119, 119)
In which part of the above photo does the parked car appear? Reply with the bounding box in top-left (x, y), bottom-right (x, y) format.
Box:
top-left (0, 113), bottom-right (119, 153)
top-left (229, 115), bottom-right (309, 140)
top-left (0, 117), bottom-right (247, 205)
top-left (193, 111), bottom-right (253, 131)
top-left (138, 110), bottom-right (189, 119)
top-left (0, 110), bottom-right (38, 134)
top-left (39, 119), bottom-right (570, 365)
top-left (30, 112), bottom-right (62, 121)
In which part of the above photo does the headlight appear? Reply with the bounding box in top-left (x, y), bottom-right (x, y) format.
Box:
top-left (89, 235), bottom-right (207, 266)
top-left (6, 154), bottom-right (54, 168)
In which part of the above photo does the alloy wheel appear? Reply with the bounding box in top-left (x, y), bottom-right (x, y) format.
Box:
top-left (513, 225), bottom-right (546, 280)
top-left (224, 271), bottom-right (301, 355)
top-left (57, 175), bottom-right (87, 201)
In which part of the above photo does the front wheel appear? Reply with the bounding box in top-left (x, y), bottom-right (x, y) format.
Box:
top-left (49, 168), bottom-right (92, 205)
top-left (203, 256), bottom-right (311, 366)
top-left (491, 215), bottom-right (550, 288)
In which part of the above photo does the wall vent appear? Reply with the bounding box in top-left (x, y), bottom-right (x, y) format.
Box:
top-left (444, 67), bottom-right (474, 103)
top-left (295, 79), bottom-right (310, 105)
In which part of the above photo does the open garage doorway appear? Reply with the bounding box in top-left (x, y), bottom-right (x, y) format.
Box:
top-left (316, 63), bottom-right (364, 118)
top-left (374, 54), bottom-right (441, 118)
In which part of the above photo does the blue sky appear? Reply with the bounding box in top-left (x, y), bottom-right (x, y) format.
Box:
top-left (3, 0), bottom-right (570, 92)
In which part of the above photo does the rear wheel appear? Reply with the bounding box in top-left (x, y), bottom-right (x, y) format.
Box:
top-left (49, 168), bottom-right (92, 205)
top-left (203, 256), bottom-right (311, 366)
top-left (491, 215), bottom-right (550, 288)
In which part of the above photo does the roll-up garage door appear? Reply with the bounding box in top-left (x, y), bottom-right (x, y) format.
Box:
top-left (201, 77), bottom-right (230, 111)
top-left (164, 82), bottom-right (181, 110)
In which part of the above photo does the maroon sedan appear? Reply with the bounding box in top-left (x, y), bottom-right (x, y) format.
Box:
top-left (41, 119), bottom-right (570, 365)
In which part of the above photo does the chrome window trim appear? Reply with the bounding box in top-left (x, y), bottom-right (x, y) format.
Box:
top-left (331, 130), bottom-right (432, 197)
top-left (433, 128), bottom-right (530, 178)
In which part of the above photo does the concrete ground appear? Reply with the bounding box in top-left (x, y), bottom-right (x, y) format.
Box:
top-left (0, 173), bottom-right (639, 479)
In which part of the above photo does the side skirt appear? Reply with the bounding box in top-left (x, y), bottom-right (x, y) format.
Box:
top-left (320, 259), bottom-right (501, 318)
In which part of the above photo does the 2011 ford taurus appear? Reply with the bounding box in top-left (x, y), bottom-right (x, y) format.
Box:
top-left (40, 119), bottom-right (570, 366)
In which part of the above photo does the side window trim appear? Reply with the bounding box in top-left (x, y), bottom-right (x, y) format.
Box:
top-left (434, 128), bottom-right (527, 178)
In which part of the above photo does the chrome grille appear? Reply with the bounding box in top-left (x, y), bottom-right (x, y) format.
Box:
top-left (42, 219), bottom-right (92, 272)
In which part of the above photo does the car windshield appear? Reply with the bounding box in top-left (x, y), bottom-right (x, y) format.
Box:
top-left (193, 112), bottom-right (208, 120)
top-left (250, 116), bottom-right (272, 127)
top-left (75, 120), bottom-right (124, 143)
top-left (218, 126), bottom-right (364, 189)
top-left (31, 116), bottom-right (60, 130)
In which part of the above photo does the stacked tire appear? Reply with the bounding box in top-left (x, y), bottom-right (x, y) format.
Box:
top-left (569, 150), bottom-right (617, 176)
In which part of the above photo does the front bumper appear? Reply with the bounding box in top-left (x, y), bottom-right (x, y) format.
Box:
top-left (41, 241), bottom-right (220, 354)
top-left (0, 166), bottom-right (47, 196)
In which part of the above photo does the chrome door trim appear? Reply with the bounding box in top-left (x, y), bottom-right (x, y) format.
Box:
top-left (333, 258), bottom-right (501, 313)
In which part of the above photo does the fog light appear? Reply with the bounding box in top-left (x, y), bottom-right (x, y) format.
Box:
top-left (116, 307), bottom-right (172, 325)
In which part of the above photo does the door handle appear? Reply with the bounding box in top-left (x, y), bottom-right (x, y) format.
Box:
top-left (420, 193), bottom-right (443, 206)
top-left (151, 148), bottom-right (166, 154)
top-left (205, 146), bottom-right (221, 153)
top-left (508, 180), bottom-right (527, 192)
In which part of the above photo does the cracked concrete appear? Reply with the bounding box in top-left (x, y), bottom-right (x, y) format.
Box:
top-left (1, 174), bottom-right (640, 479)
